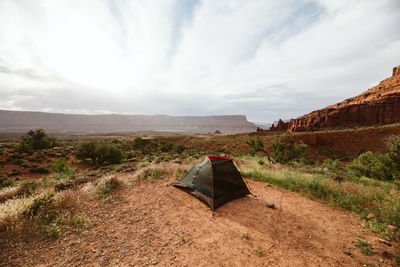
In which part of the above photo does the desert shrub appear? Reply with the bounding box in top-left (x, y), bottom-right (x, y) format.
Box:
top-left (96, 177), bottom-right (122, 201)
top-left (160, 141), bottom-right (173, 152)
top-left (16, 141), bottom-right (31, 153)
top-left (71, 214), bottom-right (89, 233)
top-left (75, 141), bottom-right (97, 160)
top-left (323, 159), bottom-right (344, 174)
top-left (245, 137), bottom-right (267, 157)
top-left (131, 137), bottom-right (151, 149)
top-left (23, 192), bottom-right (75, 239)
top-left (76, 141), bottom-right (125, 165)
top-left (347, 152), bottom-right (396, 181)
top-left (0, 175), bottom-right (14, 189)
top-left (172, 143), bottom-right (186, 154)
top-left (96, 143), bottom-right (125, 164)
top-left (19, 181), bottom-right (39, 196)
top-left (50, 159), bottom-right (74, 174)
top-left (12, 158), bottom-right (28, 166)
top-left (29, 165), bottom-right (51, 174)
top-left (54, 181), bottom-right (74, 192)
top-left (270, 137), bottom-right (307, 164)
top-left (34, 152), bottom-right (46, 162)
top-left (9, 153), bottom-right (23, 160)
top-left (18, 129), bottom-right (57, 151)
top-left (387, 135), bottom-right (400, 175)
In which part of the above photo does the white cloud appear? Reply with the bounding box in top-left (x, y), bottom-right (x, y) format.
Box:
top-left (0, 0), bottom-right (399, 123)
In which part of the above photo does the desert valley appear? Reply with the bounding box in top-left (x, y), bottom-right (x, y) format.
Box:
top-left (0, 66), bottom-right (399, 266)
top-left (1, 1), bottom-right (400, 266)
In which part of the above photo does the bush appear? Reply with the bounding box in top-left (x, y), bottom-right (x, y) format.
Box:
top-left (96, 177), bottom-right (123, 201)
top-left (76, 141), bottom-right (125, 165)
top-left (347, 151), bottom-right (397, 181)
top-left (29, 165), bottom-right (51, 174)
top-left (50, 159), bottom-right (74, 174)
top-left (172, 143), bottom-right (186, 154)
top-left (18, 129), bottom-right (57, 151)
top-left (0, 175), bottom-right (14, 189)
top-left (270, 137), bottom-right (307, 164)
top-left (23, 192), bottom-right (73, 239)
top-left (131, 137), bottom-right (151, 149)
top-left (323, 159), bottom-right (344, 174)
top-left (245, 137), bottom-right (267, 156)
top-left (160, 141), bottom-right (173, 152)
top-left (19, 181), bottom-right (39, 196)
top-left (131, 137), bottom-right (158, 154)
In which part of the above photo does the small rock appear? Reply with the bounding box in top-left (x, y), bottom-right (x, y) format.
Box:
top-left (366, 213), bottom-right (375, 220)
top-left (377, 238), bottom-right (392, 246)
top-left (266, 202), bottom-right (275, 209)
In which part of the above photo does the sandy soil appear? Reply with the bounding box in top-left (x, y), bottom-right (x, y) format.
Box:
top-left (0, 177), bottom-right (397, 266)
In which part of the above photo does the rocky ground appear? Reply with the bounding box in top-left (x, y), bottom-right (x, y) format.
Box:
top-left (0, 177), bottom-right (398, 266)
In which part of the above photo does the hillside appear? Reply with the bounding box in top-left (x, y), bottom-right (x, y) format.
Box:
top-left (270, 65), bottom-right (400, 132)
top-left (0, 110), bottom-right (256, 134)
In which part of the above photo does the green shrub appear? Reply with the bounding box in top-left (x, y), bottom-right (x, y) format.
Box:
top-left (96, 177), bottom-right (122, 201)
top-left (172, 143), bottom-right (186, 154)
top-left (245, 137), bottom-right (268, 157)
top-left (270, 137), bottom-right (307, 164)
top-left (50, 159), bottom-right (74, 174)
top-left (29, 165), bottom-right (51, 174)
top-left (19, 181), bottom-right (39, 196)
top-left (131, 137), bottom-right (151, 149)
top-left (23, 193), bottom-right (72, 239)
top-left (0, 175), bottom-right (14, 189)
top-left (347, 152), bottom-right (396, 181)
top-left (71, 214), bottom-right (89, 233)
top-left (160, 141), bottom-right (173, 152)
top-left (76, 141), bottom-right (125, 165)
top-left (12, 158), bottom-right (28, 166)
top-left (18, 129), bottom-right (57, 151)
top-left (323, 159), bottom-right (344, 174)
top-left (96, 143), bottom-right (125, 164)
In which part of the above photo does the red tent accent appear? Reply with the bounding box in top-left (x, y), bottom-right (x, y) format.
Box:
top-left (207, 155), bottom-right (232, 160)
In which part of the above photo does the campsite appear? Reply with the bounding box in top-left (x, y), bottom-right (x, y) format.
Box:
top-left (1, 1), bottom-right (400, 266)
top-left (1, 127), bottom-right (400, 266)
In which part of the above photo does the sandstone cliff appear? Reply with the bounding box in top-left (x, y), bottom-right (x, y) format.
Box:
top-left (0, 110), bottom-right (256, 134)
top-left (270, 65), bottom-right (400, 132)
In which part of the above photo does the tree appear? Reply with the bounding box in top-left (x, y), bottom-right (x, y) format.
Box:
top-left (245, 137), bottom-right (271, 161)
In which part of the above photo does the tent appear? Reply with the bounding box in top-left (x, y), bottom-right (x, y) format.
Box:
top-left (173, 156), bottom-right (251, 210)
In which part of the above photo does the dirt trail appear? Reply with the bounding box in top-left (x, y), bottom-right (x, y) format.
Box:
top-left (1, 178), bottom-right (397, 266)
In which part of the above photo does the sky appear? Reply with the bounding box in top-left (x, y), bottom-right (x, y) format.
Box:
top-left (0, 0), bottom-right (399, 124)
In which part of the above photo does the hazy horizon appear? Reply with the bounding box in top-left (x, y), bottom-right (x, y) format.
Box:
top-left (1, 0), bottom-right (399, 123)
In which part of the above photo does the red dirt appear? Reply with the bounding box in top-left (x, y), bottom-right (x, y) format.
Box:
top-left (1, 177), bottom-right (397, 266)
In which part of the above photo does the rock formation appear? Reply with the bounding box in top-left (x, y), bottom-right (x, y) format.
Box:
top-left (270, 65), bottom-right (400, 132)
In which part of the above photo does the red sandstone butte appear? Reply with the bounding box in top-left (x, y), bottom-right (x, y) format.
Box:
top-left (270, 65), bottom-right (400, 132)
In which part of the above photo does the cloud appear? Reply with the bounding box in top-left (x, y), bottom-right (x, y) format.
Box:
top-left (0, 0), bottom-right (399, 123)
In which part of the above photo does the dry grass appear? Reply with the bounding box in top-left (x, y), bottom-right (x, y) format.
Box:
top-left (0, 194), bottom-right (37, 231)
top-left (120, 162), bottom-right (188, 184)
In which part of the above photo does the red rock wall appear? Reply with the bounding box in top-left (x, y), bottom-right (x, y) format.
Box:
top-left (271, 65), bottom-right (400, 132)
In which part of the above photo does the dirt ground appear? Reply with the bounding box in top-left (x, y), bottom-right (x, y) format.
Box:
top-left (0, 177), bottom-right (397, 266)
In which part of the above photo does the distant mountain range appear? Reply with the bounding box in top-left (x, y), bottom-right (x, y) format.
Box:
top-left (0, 110), bottom-right (257, 134)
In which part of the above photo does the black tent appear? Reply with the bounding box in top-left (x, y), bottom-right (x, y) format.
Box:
top-left (173, 156), bottom-right (251, 209)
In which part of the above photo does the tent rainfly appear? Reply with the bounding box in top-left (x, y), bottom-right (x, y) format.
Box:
top-left (173, 156), bottom-right (251, 210)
